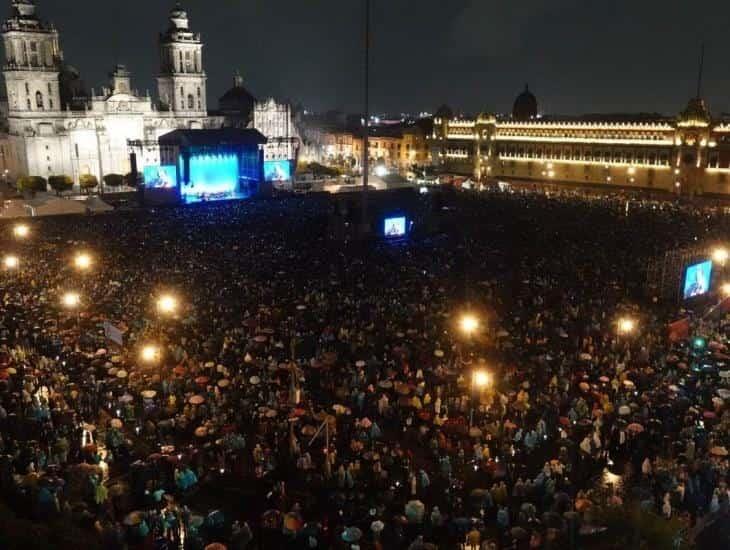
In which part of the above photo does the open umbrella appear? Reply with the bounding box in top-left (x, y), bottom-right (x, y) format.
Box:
top-left (123, 511), bottom-right (143, 526)
top-left (627, 423), bottom-right (644, 433)
top-left (342, 526), bottom-right (362, 543)
top-left (189, 395), bottom-right (205, 405)
top-left (710, 446), bottom-right (729, 457)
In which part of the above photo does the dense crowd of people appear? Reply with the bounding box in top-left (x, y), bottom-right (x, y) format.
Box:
top-left (0, 189), bottom-right (730, 549)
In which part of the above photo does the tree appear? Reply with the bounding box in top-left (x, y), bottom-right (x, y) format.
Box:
top-left (79, 173), bottom-right (99, 194)
top-left (48, 175), bottom-right (73, 196)
top-left (15, 175), bottom-right (47, 195)
top-left (103, 173), bottom-right (124, 188)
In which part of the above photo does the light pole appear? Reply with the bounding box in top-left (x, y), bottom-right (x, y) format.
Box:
top-left (73, 252), bottom-right (93, 272)
top-left (12, 224), bottom-right (30, 239)
top-left (3, 255), bottom-right (19, 270)
top-left (140, 344), bottom-right (162, 366)
top-left (713, 247), bottom-right (729, 265)
top-left (156, 293), bottom-right (179, 317)
top-left (470, 369), bottom-right (491, 427)
top-left (458, 313), bottom-right (480, 363)
top-left (62, 291), bottom-right (82, 334)
top-left (616, 317), bottom-right (637, 344)
top-left (721, 282), bottom-right (730, 298)
top-left (360, 0), bottom-right (371, 236)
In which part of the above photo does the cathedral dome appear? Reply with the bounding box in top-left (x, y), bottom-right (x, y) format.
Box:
top-left (512, 84), bottom-right (538, 120)
top-left (219, 74), bottom-right (256, 119)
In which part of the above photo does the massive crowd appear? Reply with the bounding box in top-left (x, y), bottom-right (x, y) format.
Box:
top-left (0, 189), bottom-right (729, 549)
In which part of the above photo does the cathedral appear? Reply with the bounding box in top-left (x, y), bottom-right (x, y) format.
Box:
top-left (0, 1), bottom-right (299, 185)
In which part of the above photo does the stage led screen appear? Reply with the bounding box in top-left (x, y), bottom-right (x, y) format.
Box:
top-left (143, 165), bottom-right (177, 189)
top-left (182, 154), bottom-right (239, 200)
top-left (683, 260), bottom-right (713, 300)
top-left (384, 216), bottom-right (407, 238)
top-left (264, 160), bottom-right (292, 182)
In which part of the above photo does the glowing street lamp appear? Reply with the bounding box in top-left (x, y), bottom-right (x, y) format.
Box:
top-left (156, 294), bottom-right (179, 316)
top-left (460, 314), bottom-right (480, 337)
top-left (13, 224), bottom-right (29, 239)
top-left (617, 317), bottom-right (636, 336)
top-left (140, 344), bottom-right (161, 364)
top-left (472, 369), bottom-right (491, 390)
top-left (73, 252), bottom-right (93, 271)
top-left (713, 247), bottom-right (729, 265)
top-left (470, 368), bottom-right (491, 427)
top-left (721, 282), bottom-right (730, 297)
top-left (62, 292), bottom-right (81, 309)
top-left (3, 255), bottom-right (19, 270)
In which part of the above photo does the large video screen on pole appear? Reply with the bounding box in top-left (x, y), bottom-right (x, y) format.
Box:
top-left (683, 260), bottom-right (713, 300)
top-left (264, 160), bottom-right (292, 182)
top-left (143, 165), bottom-right (177, 189)
top-left (384, 216), bottom-right (407, 238)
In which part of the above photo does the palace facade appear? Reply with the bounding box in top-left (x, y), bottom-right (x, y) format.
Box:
top-left (431, 86), bottom-right (730, 195)
top-left (0, 1), bottom-right (300, 185)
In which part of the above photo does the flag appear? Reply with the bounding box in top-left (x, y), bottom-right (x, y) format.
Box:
top-left (103, 321), bottom-right (124, 346)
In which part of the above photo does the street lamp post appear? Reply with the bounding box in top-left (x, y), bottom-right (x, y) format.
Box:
top-left (3, 255), bottom-right (19, 270)
top-left (616, 317), bottom-right (636, 337)
top-left (140, 344), bottom-right (162, 366)
top-left (73, 252), bottom-right (93, 272)
top-left (470, 369), bottom-right (491, 428)
top-left (459, 313), bottom-right (480, 364)
top-left (13, 224), bottom-right (30, 239)
top-left (156, 294), bottom-right (179, 317)
top-left (62, 291), bottom-right (82, 335)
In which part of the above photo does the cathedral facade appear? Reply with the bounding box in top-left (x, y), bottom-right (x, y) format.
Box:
top-left (0, 1), bottom-right (300, 186)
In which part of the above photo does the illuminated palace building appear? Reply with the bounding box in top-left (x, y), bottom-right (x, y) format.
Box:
top-left (432, 86), bottom-right (730, 195)
top-left (0, 1), bottom-right (299, 185)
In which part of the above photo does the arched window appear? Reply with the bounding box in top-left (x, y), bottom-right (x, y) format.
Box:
top-left (187, 94), bottom-right (194, 109)
top-left (26, 98), bottom-right (31, 110)
top-left (36, 91), bottom-right (44, 110)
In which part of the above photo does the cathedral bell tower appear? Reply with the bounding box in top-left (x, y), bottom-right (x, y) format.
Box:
top-left (2, 0), bottom-right (63, 114)
top-left (156, 3), bottom-right (207, 115)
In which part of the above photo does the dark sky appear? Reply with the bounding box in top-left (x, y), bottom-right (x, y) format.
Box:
top-left (28, 0), bottom-right (730, 117)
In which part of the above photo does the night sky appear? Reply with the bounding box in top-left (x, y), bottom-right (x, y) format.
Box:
top-left (26, 0), bottom-right (730, 117)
